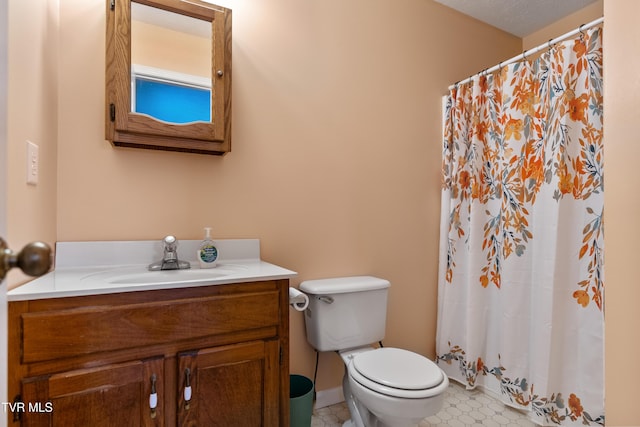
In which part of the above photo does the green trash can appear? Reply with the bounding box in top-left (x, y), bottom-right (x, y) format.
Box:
top-left (290, 374), bottom-right (314, 427)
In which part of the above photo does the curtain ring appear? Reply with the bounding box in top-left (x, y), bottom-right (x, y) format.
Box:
top-left (579, 23), bottom-right (586, 35)
top-left (522, 50), bottom-right (527, 60)
top-left (548, 38), bottom-right (554, 49)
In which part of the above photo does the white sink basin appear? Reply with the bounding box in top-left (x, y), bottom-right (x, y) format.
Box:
top-left (81, 264), bottom-right (248, 287)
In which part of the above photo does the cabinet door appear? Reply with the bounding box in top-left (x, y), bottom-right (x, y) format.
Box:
top-left (178, 340), bottom-right (280, 427)
top-left (20, 358), bottom-right (164, 427)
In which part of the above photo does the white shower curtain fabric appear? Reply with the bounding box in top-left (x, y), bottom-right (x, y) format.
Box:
top-left (436, 28), bottom-right (604, 426)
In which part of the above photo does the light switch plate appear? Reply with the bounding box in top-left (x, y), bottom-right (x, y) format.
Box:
top-left (26, 140), bottom-right (39, 185)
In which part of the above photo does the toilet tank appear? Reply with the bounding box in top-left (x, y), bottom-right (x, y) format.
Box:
top-left (299, 276), bottom-right (390, 352)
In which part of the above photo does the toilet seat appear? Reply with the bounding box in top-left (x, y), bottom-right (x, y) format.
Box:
top-left (349, 348), bottom-right (445, 399)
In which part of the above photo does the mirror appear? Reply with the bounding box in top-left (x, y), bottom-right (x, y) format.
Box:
top-left (106, 0), bottom-right (232, 155)
top-left (131, 3), bottom-right (211, 124)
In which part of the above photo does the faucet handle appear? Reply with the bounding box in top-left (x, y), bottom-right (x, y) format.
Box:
top-left (163, 235), bottom-right (178, 253)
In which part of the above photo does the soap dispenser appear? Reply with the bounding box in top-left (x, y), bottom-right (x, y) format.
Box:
top-left (198, 227), bottom-right (218, 268)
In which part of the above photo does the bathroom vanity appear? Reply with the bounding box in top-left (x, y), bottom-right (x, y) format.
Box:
top-left (6, 240), bottom-right (296, 426)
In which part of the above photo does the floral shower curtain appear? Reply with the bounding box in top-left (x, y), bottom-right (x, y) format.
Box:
top-left (436, 27), bottom-right (604, 426)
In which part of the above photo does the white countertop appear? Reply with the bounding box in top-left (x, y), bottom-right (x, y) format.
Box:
top-left (8, 239), bottom-right (297, 301)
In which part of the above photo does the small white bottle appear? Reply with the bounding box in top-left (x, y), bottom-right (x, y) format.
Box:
top-left (198, 227), bottom-right (218, 268)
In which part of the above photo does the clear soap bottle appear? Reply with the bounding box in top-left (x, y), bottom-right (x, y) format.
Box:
top-left (198, 227), bottom-right (218, 268)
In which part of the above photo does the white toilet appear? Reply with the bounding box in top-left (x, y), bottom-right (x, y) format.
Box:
top-left (299, 276), bottom-right (449, 427)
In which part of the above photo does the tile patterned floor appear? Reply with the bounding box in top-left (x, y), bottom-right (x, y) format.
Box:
top-left (311, 381), bottom-right (537, 427)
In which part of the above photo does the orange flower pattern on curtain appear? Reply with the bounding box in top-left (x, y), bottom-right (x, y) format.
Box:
top-left (441, 28), bottom-right (604, 310)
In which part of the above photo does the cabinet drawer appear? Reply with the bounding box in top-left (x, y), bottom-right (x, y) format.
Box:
top-left (20, 290), bottom-right (279, 363)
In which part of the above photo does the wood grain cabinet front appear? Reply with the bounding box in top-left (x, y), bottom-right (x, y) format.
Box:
top-left (177, 340), bottom-right (280, 427)
top-left (21, 358), bottom-right (164, 427)
top-left (8, 280), bottom-right (290, 426)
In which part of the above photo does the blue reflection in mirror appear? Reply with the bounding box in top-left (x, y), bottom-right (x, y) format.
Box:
top-left (134, 77), bottom-right (211, 124)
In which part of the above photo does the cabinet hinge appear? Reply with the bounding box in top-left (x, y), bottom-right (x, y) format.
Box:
top-left (110, 0), bottom-right (115, 11)
top-left (110, 103), bottom-right (116, 122)
top-left (279, 347), bottom-right (283, 366)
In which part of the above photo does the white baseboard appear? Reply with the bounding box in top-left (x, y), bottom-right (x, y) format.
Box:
top-left (314, 386), bottom-right (345, 409)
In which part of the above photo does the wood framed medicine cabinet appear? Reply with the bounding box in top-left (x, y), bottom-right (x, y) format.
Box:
top-left (105, 0), bottom-right (232, 155)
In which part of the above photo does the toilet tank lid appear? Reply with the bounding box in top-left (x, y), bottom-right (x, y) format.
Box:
top-left (299, 276), bottom-right (390, 295)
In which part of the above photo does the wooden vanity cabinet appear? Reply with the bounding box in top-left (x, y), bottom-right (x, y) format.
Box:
top-left (20, 358), bottom-right (165, 427)
top-left (178, 341), bottom-right (280, 426)
top-left (8, 279), bottom-right (290, 426)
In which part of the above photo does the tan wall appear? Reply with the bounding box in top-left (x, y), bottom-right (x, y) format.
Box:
top-left (9, 0), bottom-right (520, 394)
top-left (132, 18), bottom-right (210, 78)
top-left (10, 0), bottom-right (640, 423)
top-left (6, 0), bottom-right (59, 285)
top-left (522, 0), bottom-right (603, 50)
top-left (603, 1), bottom-right (640, 425)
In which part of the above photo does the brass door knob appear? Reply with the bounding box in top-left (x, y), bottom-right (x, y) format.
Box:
top-left (0, 238), bottom-right (52, 281)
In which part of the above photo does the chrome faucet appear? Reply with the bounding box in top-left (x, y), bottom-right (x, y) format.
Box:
top-left (148, 235), bottom-right (191, 271)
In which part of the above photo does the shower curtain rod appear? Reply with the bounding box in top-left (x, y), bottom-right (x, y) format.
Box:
top-left (448, 16), bottom-right (604, 90)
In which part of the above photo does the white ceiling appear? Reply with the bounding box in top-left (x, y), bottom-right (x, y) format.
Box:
top-left (432, 0), bottom-right (598, 37)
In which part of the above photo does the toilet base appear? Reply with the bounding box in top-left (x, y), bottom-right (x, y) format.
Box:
top-left (339, 347), bottom-right (448, 427)
top-left (342, 369), bottom-right (389, 427)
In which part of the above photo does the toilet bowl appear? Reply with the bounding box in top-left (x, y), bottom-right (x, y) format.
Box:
top-left (340, 347), bottom-right (448, 427)
top-left (299, 276), bottom-right (449, 427)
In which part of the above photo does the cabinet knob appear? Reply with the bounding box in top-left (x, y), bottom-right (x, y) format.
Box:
top-left (0, 238), bottom-right (52, 281)
top-left (149, 374), bottom-right (158, 418)
top-left (184, 368), bottom-right (192, 409)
